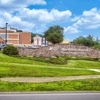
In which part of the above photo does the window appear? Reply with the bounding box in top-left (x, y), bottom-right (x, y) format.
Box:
top-left (0, 34), bottom-right (6, 39)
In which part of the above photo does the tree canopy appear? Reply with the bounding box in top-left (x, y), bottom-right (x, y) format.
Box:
top-left (71, 35), bottom-right (99, 47)
top-left (44, 25), bottom-right (64, 44)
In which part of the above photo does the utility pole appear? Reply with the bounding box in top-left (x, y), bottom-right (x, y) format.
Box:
top-left (5, 22), bottom-right (8, 45)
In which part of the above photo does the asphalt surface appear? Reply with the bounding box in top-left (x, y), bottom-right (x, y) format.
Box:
top-left (0, 92), bottom-right (100, 100)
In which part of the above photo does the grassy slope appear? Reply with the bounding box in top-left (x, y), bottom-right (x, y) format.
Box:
top-left (0, 53), bottom-right (100, 77)
top-left (0, 53), bottom-right (100, 91)
top-left (66, 60), bottom-right (100, 69)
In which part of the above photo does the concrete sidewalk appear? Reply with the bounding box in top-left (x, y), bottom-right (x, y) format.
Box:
top-left (0, 75), bottom-right (100, 83)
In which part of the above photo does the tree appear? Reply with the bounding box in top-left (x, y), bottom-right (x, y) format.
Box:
top-left (44, 25), bottom-right (64, 44)
top-left (71, 35), bottom-right (99, 47)
top-left (93, 44), bottom-right (100, 50)
top-left (16, 29), bottom-right (23, 32)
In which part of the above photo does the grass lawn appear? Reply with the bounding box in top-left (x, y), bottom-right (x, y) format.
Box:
top-left (0, 63), bottom-right (99, 77)
top-left (65, 60), bottom-right (100, 69)
top-left (0, 53), bottom-right (100, 91)
top-left (0, 78), bottom-right (100, 91)
top-left (0, 53), bottom-right (100, 77)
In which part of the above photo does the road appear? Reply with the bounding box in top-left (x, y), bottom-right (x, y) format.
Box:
top-left (0, 92), bottom-right (100, 100)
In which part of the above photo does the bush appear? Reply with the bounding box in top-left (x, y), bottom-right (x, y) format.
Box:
top-left (33, 56), bottom-right (67, 64)
top-left (92, 44), bottom-right (100, 50)
top-left (3, 45), bottom-right (19, 56)
top-left (33, 56), bottom-right (46, 62)
top-left (50, 56), bottom-right (67, 64)
top-left (66, 56), bottom-right (80, 60)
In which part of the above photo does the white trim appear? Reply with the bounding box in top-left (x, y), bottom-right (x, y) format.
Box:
top-left (7, 33), bottom-right (19, 43)
top-left (7, 39), bottom-right (19, 40)
top-left (7, 33), bottom-right (19, 35)
top-left (18, 33), bottom-right (20, 44)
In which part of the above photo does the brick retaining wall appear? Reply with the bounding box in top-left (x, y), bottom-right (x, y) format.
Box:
top-left (17, 44), bottom-right (100, 58)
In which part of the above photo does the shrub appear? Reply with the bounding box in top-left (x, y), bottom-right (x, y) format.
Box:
top-left (58, 57), bottom-right (66, 64)
top-left (65, 56), bottom-right (73, 60)
top-left (93, 58), bottom-right (99, 61)
top-left (3, 45), bottom-right (19, 56)
top-left (51, 56), bottom-right (57, 59)
top-left (33, 56), bottom-right (46, 62)
top-left (50, 56), bottom-right (67, 64)
top-left (33, 56), bottom-right (67, 64)
top-left (92, 44), bottom-right (100, 50)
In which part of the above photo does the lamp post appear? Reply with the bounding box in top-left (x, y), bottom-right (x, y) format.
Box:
top-left (45, 35), bottom-right (46, 46)
top-left (5, 23), bottom-right (11, 45)
top-left (5, 22), bottom-right (8, 45)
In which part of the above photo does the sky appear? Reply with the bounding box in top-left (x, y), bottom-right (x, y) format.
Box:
top-left (0, 0), bottom-right (100, 41)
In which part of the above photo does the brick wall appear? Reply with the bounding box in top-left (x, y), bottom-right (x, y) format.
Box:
top-left (19, 32), bottom-right (31, 44)
top-left (17, 44), bottom-right (100, 58)
top-left (8, 34), bottom-right (18, 39)
top-left (0, 29), bottom-right (31, 45)
top-left (8, 40), bottom-right (19, 44)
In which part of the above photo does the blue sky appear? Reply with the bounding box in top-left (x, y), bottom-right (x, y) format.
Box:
top-left (0, 0), bottom-right (100, 41)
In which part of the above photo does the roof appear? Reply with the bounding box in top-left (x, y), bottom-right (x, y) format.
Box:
top-left (61, 40), bottom-right (69, 44)
top-left (0, 29), bottom-right (16, 33)
top-left (34, 35), bottom-right (41, 38)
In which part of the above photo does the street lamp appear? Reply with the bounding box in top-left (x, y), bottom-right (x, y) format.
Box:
top-left (5, 22), bottom-right (8, 45)
top-left (45, 37), bottom-right (46, 46)
top-left (5, 23), bottom-right (11, 45)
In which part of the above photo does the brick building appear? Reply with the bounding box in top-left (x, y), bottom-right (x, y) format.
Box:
top-left (0, 29), bottom-right (31, 46)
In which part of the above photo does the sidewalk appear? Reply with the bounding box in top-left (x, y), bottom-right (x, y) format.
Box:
top-left (1, 75), bottom-right (100, 83)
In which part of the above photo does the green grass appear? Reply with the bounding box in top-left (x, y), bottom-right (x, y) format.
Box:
top-left (0, 53), bottom-right (100, 91)
top-left (65, 60), bottom-right (100, 69)
top-left (0, 78), bottom-right (100, 91)
top-left (0, 62), bottom-right (99, 77)
top-left (0, 53), bottom-right (48, 65)
top-left (0, 53), bottom-right (100, 78)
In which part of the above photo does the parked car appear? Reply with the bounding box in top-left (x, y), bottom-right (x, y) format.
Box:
top-left (27, 46), bottom-right (38, 49)
top-left (0, 44), bottom-right (5, 50)
top-left (0, 44), bottom-right (11, 50)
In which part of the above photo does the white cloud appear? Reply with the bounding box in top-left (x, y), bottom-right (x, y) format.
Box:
top-left (50, 9), bottom-right (72, 22)
top-left (0, 7), bottom-right (72, 33)
top-left (64, 7), bottom-right (100, 34)
top-left (1, 0), bottom-right (100, 35)
top-left (83, 8), bottom-right (99, 16)
top-left (64, 26), bottom-right (80, 34)
top-left (18, 8), bottom-right (72, 24)
top-left (0, 0), bottom-right (72, 33)
top-left (0, 11), bottom-right (34, 31)
top-left (73, 8), bottom-right (100, 29)
top-left (0, 0), bottom-right (46, 12)
top-left (19, 8), bottom-right (54, 24)
top-left (71, 16), bottom-right (80, 22)
top-left (1, 0), bottom-right (11, 4)
top-left (0, 0), bottom-right (46, 5)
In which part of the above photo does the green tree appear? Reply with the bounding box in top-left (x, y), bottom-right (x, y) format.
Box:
top-left (44, 25), bottom-right (64, 44)
top-left (71, 35), bottom-right (99, 47)
top-left (92, 44), bottom-right (100, 50)
top-left (16, 29), bottom-right (23, 32)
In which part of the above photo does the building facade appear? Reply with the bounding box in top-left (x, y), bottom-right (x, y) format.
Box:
top-left (0, 29), bottom-right (31, 46)
top-left (33, 35), bottom-right (48, 46)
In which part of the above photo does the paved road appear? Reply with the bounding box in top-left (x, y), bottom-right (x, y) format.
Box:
top-left (0, 92), bottom-right (100, 100)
